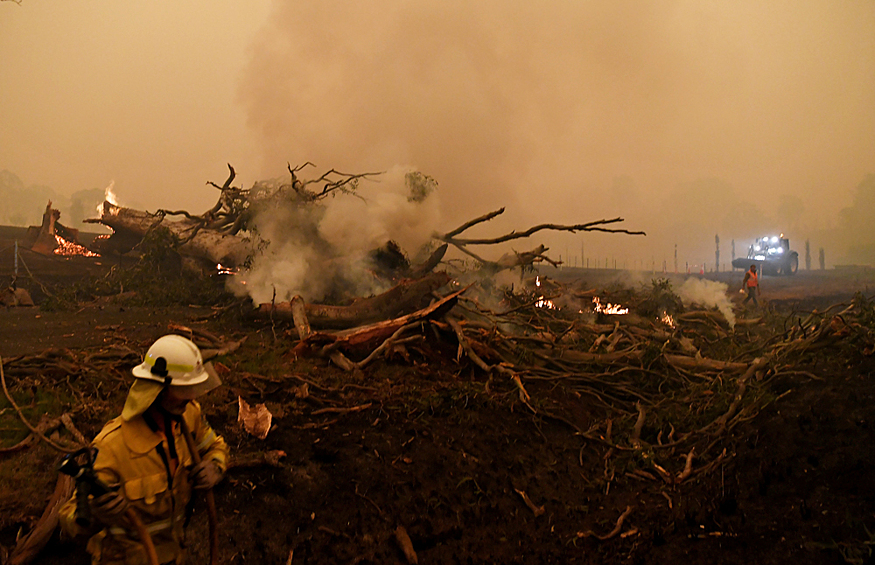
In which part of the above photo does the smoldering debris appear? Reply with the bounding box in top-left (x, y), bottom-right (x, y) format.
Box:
top-left (7, 189), bottom-right (875, 565)
top-left (85, 164), bottom-right (645, 308)
top-left (677, 277), bottom-right (737, 328)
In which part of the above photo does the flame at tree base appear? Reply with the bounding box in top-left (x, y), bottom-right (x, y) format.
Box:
top-left (53, 235), bottom-right (100, 257)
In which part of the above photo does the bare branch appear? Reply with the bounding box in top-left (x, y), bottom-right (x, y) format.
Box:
top-left (440, 217), bottom-right (645, 246)
top-left (441, 208), bottom-right (506, 238)
top-left (302, 168), bottom-right (383, 199)
top-left (207, 163), bottom-right (236, 191)
top-left (288, 161), bottom-right (316, 175)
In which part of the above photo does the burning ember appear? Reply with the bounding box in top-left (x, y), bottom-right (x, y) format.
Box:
top-left (534, 276), bottom-right (557, 309)
top-left (660, 311), bottom-right (676, 328)
top-left (592, 296), bottom-right (628, 315)
top-left (54, 235), bottom-right (100, 257)
top-left (216, 263), bottom-right (238, 276)
top-left (535, 296), bottom-right (557, 309)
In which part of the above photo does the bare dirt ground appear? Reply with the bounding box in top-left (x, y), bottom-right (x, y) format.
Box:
top-left (2, 233), bottom-right (875, 565)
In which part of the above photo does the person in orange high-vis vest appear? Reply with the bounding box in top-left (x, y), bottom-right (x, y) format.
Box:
top-left (60, 335), bottom-right (228, 565)
top-left (741, 264), bottom-right (760, 306)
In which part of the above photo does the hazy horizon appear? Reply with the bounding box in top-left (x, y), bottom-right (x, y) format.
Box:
top-left (2, 1), bottom-right (873, 268)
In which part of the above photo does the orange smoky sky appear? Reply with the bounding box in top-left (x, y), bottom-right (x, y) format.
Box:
top-left (2, 1), bottom-right (873, 267)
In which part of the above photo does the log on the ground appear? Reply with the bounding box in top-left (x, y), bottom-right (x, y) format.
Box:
top-left (552, 348), bottom-right (644, 365)
top-left (257, 272), bottom-right (452, 330)
top-left (676, 310), bottom-right (731, 328)
top-left (409, 244), bottom-right (448, 278)
top-left (663, 353), bottom-right (748, 372)
top-left (8, 475), bottom-right (74, 565)
top-left (86, 202), bottom-right (255, 267)
top-left (297, 286), bottom-right (467, 355)
top-left (289, 295), bottom-right (355, 370)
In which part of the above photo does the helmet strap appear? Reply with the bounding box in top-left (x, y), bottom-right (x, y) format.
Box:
top-left (144, 408), bottom-right (180, 462)
top-left (151, 383), bottom-right (184, 424)
top-left (151, 357), bottom-right (169, 378)
top-left (162, 411), bottom-right (179, 461)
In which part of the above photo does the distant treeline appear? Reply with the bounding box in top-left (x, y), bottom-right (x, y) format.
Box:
top-left (0, 170), bottom-right (104, 228)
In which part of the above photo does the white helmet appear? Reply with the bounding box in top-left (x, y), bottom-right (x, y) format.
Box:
top-left (122, 335), bottom-right (222, 421)
top-left (132, 334), bottom-right (210, 385)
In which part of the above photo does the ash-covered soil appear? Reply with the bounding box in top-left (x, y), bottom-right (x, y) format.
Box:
top-left (2, 240), bottom-right (875, 564)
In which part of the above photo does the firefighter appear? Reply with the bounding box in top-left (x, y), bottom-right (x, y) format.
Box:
top-left (60, 334), bottom-right (229, 565)
top-left (741, 264), bottom-right (760, 307)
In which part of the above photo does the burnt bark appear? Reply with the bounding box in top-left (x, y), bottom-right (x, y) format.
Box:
top-left (86, 202), bottom-right (254, 267)
top-left (255, 272), bottom-right (452, 330)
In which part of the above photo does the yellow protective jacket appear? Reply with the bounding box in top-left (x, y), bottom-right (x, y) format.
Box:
top-left (59, 401), bottom-right (228, 565)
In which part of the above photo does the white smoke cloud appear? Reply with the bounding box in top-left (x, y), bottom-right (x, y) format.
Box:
top-left (319, 166), bottom-right (442, 258)
top-left (677, 277), bottom-right (736, 328)
top-left (228, 166), bottom-right (442, 305)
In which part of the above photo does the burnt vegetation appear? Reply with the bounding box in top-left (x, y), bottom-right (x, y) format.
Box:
top-left (2, 166), bottom-right (875, 564)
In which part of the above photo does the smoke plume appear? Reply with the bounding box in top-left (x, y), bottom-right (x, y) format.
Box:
top-left (228, 166), bottom-right (442, 304)
top-left (677, 278), bottom-right (736, 328)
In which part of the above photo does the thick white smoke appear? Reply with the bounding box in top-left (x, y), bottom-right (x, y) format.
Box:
top-left (228, 166), bottom-right (442, 305)
top-left (237, 1), bottom-right (875, 270)
top-left (319, 166), bottom-right (442, 259)
top-left (677, 278), bottom-right (736, 328)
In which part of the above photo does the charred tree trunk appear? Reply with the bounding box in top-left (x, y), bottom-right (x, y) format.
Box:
top-left (86, 202), bottom-right (254, 267)
top-left (255, 272), bottom-right (452, 329)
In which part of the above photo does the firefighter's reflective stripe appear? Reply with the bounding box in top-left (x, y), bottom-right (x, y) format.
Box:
top-left (197, 428), bottom-right (217, 452)
top-left (142, 354), bottom-right (195, 374)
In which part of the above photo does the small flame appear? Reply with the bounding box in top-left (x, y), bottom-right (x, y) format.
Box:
top-left (105, 180), bottom-right (119, 206)
top-left (535, 297), bottom-right (556, 309)
top-left (54, 235), bottom-right (100, 257)
top-left (660, 311), bottom-right (676, 328)
top-left (533, 276), bottom-right (557, 308)
top-left (97, 180), bottom-right (120, 217)
top-left (216, 263), bottom-right (237, 275)
top-left (592, 296), bottom-right (628, 315)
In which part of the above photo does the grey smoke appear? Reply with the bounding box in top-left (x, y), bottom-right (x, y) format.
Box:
top-left (677, 278), bottom-right (736, 328)
top-left (229, 166), bottom-right (442, 304)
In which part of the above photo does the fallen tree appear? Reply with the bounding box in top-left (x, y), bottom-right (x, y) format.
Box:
top-left (88, 201), bottom-right (256, 266)
top-left (84, 164), bottom-right (381, 270)
top-left (83, 164), bottom-right (645, 292)
top-left (253, 271), bottom-right (452, 329)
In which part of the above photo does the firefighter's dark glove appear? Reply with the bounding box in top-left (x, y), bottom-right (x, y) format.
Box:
top-left (90, 490), bottom-right (129, 526)
top-left (191, 460), bottom-right (223, 490)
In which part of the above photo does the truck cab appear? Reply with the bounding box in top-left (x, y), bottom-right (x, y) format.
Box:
top-left (732, 234), bottom-right (799, 275)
